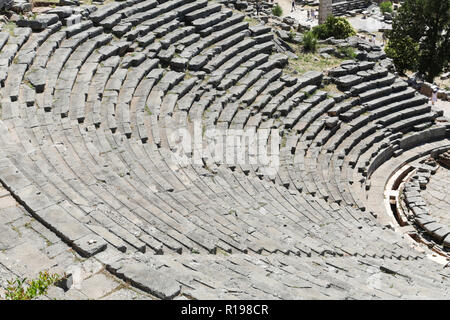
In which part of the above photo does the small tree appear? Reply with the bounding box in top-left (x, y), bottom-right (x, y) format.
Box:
top-left (385, 36), bottom-right (418, 75)
top-left (302, 31), bottom-right (318, 52)
top-left (386, 0), bottom-right (450, 82)
top-left (272, 3), bottom-right (283, 17)
top-left (379, 1), bottom-right (393, 14)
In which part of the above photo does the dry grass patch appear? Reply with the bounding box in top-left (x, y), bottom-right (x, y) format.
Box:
top-left (244, 16), bottom-right (260, 26)
top-left (321, 83), bottom-right (340, 94)
top-left (286, 49), bottom-right (344, 75)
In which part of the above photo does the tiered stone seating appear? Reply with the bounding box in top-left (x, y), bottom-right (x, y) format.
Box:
top-left (275, 59), bottom-right (448, 213)
top-left (0, 0), bottom-right (449, 299)
top-left (399, 154), bottom-right (450, 252)
top-left (332, 0), bottom-right (370, 16)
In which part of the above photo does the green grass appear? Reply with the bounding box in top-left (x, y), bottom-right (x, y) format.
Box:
top-left (302, 31), bottom-right (318, 53)
top-left (337, 46), bottom-right (356, 59)
top-left (4, 271), bottom-right (63, 300)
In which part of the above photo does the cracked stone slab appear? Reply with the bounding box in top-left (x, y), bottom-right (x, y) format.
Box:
top-left (17, 14), bottom-right (59, 31)
top-left (108, 259), bottom-right (181, 299)
top-left (25, 67), bottom-right (47, 93)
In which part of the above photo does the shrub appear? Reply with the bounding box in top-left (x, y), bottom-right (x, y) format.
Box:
top-left (338, 46), bottom-right (356, 58)
top-left (272, 4), bottom-right (283, 17)
top-left (302, 31), bottom-right (318, 52)
top-left (380, 1), bottom-right (393, 14)
top-left (311, 23), bottom-right (328, 40)
top-left (289, 29), bottom-right (296, 40)
top-left (4, 271), bottom-right (63, 300)
top-left (312, 15), bottom-right (356, 40)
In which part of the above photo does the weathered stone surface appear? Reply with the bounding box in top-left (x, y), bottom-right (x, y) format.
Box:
top-left (112, 23), bottom-right (132, 37)
top-left (170, 57), bottom-right (187, 71)
top-left (17, 14), bottom-right (59, 31)
top-left (89, 2), bottom-right (124, 23)
top-left (47, 6), bottom-right (73, 18)
top-left (73, 234), bottom-right (107, 257)
top-left (25, 67), bottom-right (47, 93)
top-left (157, 45), bottom-right (175, 63)
top-left (78, 273), bottom-right (120, 299)
top-left (188, 54), bottom-right (207, 71)
top-left (110, 259), bottom-right (181, 299)
top-left (336, 74), bottom-right (362, 89)
top-left (35, 204), bottom-right (90, 243)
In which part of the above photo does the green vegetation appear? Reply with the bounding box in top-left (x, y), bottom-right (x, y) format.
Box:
top-left (302, 31), bottom-right (318, 53)
top-left (23, 79), bottom-right (35, 90)
top-left (385, 37), bottom-right (418, 76)
top-left (244, 16), bottom-right (260, 26)
top-left (4, 22), bottom-right (16, 36)
top-left (337, 46), bottom-right (356, 59)
top-left (312, 16), bottom-right (356, 40)
top-left (4, 271), bottom-right (63, 300)
top-left (144, 105), bottom-right (152, 115)
top-left (216, 248), bottom-right (230, 256)
top-left (288, 29), bottom-right (296, 41)
top-left (379, 1), bottom-right (393, 14)
top-left (272, 4), bottom-right (283, 17)
top-left (386, 0), bottom-right (450, 81)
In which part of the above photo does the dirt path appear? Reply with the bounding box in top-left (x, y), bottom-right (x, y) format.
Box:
top-left (276, 0), bottom-right (319, 27)
top-left (435, 99), bottom-right (450, 120)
